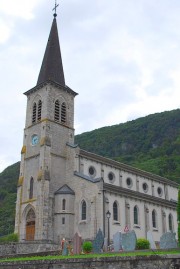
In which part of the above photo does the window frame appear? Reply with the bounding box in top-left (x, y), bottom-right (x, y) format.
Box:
top-left (134, 205), bottom-right (139, 225)
top-left (152, 209), bottom-right (157, 229)
top-left (37, 100), bottom-right (42, 122)
top-left (61, 102), bottom-right (66, 123)
top-left (126, 177), bottom-right (133, 188)
top-left (32, 103), bottom-right (37, 124)
top-left (54, 99), bottom-right (60, 122)
top-left (88, 166), bottom-right (96, 178)
top-left (62, 199), bottom-right (66, 211)
top-left (113, 201), bottom-right (118, 221)
top-left (81, 200), bottom-right (87, 221)
top-left (29, 177), bottom-right (34, 199)
top-left (168, 213), bottom-right (173, 231)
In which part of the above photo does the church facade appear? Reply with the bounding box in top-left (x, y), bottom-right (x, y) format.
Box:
top-left (15, 13), bottom-right (178, 245)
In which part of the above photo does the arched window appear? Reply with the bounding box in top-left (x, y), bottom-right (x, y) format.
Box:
top-left (113, 201), bottom-right (118, 221)
top-left (134, 206), bottom-right (139, 225)
top-left (81, 200), bottom-right (86, 220)
top-left (37, 100), bottom-right (42, 121)
top-left (152, 210), bottom-right (157, 228)
top-left (62, 199), bottom-right (66, 211)
top-left (54, 100), bottom-right (60, 121)
top-left (29, 177), bottom-right (34, 199)
top-left (32, 103), bottom-right (37, 123)
top-left (169, 214), bottom-right (173, 231)
top-left (61, 102), bottom-right (66, 123)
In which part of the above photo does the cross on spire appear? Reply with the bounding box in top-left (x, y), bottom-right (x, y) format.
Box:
top-left (53, 0), bottom-right (59, 17)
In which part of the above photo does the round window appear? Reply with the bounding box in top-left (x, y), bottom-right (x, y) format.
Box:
top-left (108, 172), bottom-right (115, 182)
top-left (142, 183), bottom-right (148, 193)
top-left (88, 166), bottom-right (96, 177)
top-left (157, 187), bottom-right (163, 197)
top-left (126, 177), bottom-right (132, 188)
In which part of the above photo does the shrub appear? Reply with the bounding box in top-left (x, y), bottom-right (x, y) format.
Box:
top-left (0, 233), bottom-right (18, 243)
top-left (136, 238), bottom-right (150, 250)
top-left (82, 241), bottom-right (93, 253)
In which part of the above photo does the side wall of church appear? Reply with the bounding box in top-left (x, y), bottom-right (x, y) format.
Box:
top-left (106, 192), bottom-right (177, 242)
top-left (77, 151), bottom-right (178, 242)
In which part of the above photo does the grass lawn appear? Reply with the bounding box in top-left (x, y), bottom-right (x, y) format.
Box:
top-left (0, 249), bottom-right (179, 263)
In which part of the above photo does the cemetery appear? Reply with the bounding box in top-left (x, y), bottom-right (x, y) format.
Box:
top-left (0, 229), bottom-right (180, 269)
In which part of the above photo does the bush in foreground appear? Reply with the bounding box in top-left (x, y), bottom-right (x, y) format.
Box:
top-left (0, 233), bottom-right (18, 243)
top-left (82, 241), bottom-right (93, 253)
top-left (136, 238), bottom-right (150, 250)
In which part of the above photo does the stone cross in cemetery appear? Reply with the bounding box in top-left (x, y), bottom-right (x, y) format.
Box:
top-left (147, 231), bottom-right (156, 249)
top-left (93, 228), bottom-right (104, 253)
top-left (113, 231), bottom-right (122, 252)
top-left (122, 230), bottom-right (137, 251)
top-left (160, 232), bottom-right (178, 249)
top-left (103, 237), bottom-right (108, 252)
top-left (73, 232), bottom-right (82, 255)
top-left (62, 240), bottom-right (69, 256)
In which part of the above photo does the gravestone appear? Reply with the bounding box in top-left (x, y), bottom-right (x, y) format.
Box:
top-left (103, 237), bottom-right (108, 252)
top-left (160, 232), bottom-right (177, 249)
top-left (122, 230), bottom-right (137, 251)
top-left (73, 232), bottom-right (82, 255)
top-left (147, 231), bottom-right (156, 249)
top-left (93, 228), bottom-right (104, 253)
top-left (113, 231), bottom-right (122, 252)
top-left (62, 240), bottom-right (69, 256)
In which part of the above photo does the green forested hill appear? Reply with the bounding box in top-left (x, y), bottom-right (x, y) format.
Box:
top-left (0, 109), bottom-right (179, 236)
top-left (75, 109), bottom-right (180, 183)
top-left (0, 162), bottom-right (20, 236)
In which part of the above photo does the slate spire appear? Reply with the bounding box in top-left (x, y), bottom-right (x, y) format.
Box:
top-left (37, 15), bottom-right (65, 86)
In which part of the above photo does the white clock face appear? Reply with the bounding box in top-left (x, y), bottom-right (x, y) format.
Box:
top-left (31, 135), bottom-right (39, 145)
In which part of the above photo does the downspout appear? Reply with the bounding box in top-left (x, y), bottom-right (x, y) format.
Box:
top-left (102, 178), bottom-right (106, 236)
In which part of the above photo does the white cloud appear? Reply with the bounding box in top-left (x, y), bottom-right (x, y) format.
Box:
top-left (0, 0), bottom-right (42, 19)
top-left (0, 18), bottom-right (12, 43)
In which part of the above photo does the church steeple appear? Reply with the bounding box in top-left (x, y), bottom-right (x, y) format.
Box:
top-left (37, 15), bottom-right (65, 86)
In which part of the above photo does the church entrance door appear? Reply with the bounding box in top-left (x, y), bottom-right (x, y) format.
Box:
top-left (26, 221), bottom-right (35, 240)
top-left (26, 208), bottom-right (35, 241)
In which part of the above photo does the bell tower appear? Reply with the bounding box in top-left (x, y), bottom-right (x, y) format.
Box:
top-left (15, 10), bottom-right (77, 241)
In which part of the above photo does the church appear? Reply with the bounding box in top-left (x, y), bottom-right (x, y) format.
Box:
top-left (15, 10), bottom-right (178, 245)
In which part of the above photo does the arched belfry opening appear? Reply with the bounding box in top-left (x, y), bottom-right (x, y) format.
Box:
top-left (26, 208), bottom-right (36, 241)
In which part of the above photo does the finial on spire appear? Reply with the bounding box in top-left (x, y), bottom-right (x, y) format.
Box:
top-left (53, 0), bottom-right (59, 17)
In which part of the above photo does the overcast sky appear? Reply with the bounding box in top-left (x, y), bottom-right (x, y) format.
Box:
top-left (0, 0), bottom-right (180, 172)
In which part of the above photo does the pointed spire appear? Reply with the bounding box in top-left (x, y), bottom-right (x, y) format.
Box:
top-left (37, 16), bottom-right (65, 86)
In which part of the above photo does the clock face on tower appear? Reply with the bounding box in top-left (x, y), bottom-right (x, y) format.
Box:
top-left (31, 134), bottom-right (39, 145)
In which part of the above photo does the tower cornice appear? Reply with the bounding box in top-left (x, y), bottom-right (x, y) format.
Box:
top-left (23, 80), bottom-right (78, 97)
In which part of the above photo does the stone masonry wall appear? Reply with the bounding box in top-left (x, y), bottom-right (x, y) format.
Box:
top-left (0, 242), bottom-right (59, 257)
top-left (0, 255), bottom-right (180, 269)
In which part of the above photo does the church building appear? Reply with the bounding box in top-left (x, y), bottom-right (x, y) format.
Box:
top-left (15, 10), bottom-right (178, 245)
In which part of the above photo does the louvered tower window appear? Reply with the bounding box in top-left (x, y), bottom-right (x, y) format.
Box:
top-left (37, 100), bottom-right (42, 121)
top-left (32, 103), bottom-right (37, 123)
top-left (61, 102), bottom-right (66, 123)
top-left (54, 100), bottom-right (60, 121)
